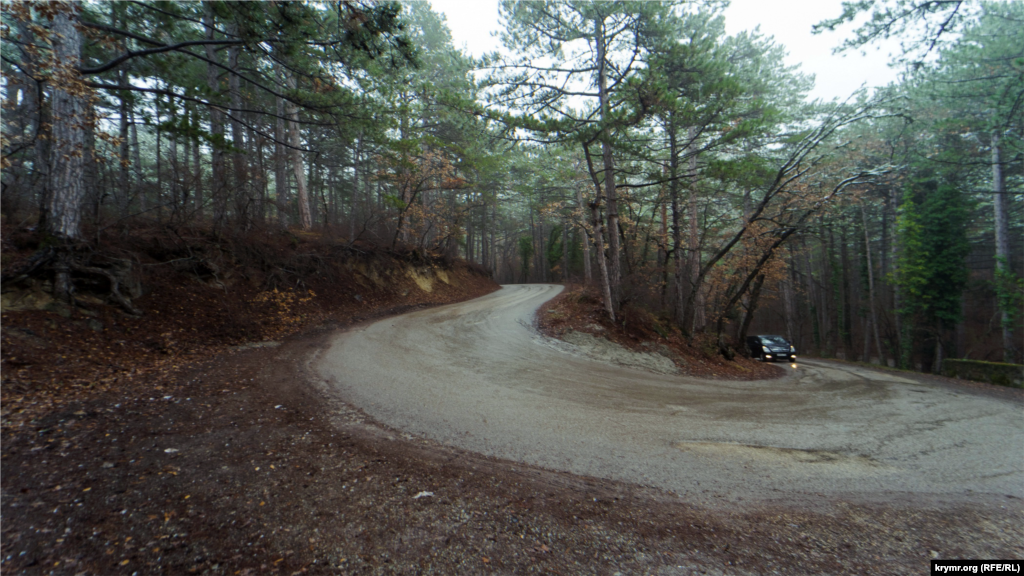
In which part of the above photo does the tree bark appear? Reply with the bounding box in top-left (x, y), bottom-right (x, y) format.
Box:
top-left (191, 103), bottom-right (203, 219)
top-left (669, 123), bottom-right (685, 326)
top-left (783, 260), bottom-right (797, 343)
top-left (274, 96), bottom-right (289, 227)
top-left (839, 224), bottom-right (854, 357)
top-left (45, 8), bottom-right (87, 241)
top-left (284, 71), bottom-right (312, 230)
top-left (584, 143), bottom-right (615, 321)
top-left (491, 203), bottom-right (498, 277)
top-left (349, 138), bottom-right (360, 240)
top-left (12, 18), bottom-right (47, 222)
top-left (890, 188), bottom-right (902, 365)
top-left (591, 199), bottom-right (615, 322)
top-left (595, 16), bottom-right (621, 307)
top-left (129, 106), bottom-right (143, 212)
top-left (562, 216), bottom-right (570, 282)
top-left (932, 327), bottom-right (944, 374)
top-left (991, 131), bottom-right (1015, 362)
top-left (203, 3), bottom-right (227, 229)
top-left (117, 66), bottom-right (132, 220)
top-left (861, 205), bottom-right (886, 365)
top-left (573, 182), bottom-right (593, 284)
top-left (228, 33), bottom-right (248, 228)
top-left (737, 274), bottom-right (766, 346)
top-left (167, 82), bottom-right (181, 218)
top-left (684, 128), bottom-right (705, 333)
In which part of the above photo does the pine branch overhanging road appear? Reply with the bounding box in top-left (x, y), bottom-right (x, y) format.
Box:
top-left (316, 285), bottom-right (1023, 507)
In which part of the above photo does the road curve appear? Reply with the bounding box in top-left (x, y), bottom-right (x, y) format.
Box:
top-left (316, 284), bottom-right (1024, 506)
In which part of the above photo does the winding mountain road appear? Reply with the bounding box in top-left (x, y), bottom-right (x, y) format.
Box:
top-left (317, 284), bottom-right (1024, 506)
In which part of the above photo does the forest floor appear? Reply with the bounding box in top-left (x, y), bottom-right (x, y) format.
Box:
top-left (2, 227), bottom-right (1022, 575)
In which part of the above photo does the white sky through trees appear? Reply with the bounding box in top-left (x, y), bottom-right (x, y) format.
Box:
top-left (427, 0), bottom-right (901, 102)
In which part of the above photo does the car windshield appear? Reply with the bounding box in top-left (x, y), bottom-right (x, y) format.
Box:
top-left (760, 336), bottom-right (790, 346)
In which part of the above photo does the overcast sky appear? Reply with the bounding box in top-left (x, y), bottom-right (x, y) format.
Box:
top-left (427, 0), bottom-right (903, 103)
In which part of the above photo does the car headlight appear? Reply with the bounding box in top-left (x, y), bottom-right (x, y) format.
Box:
top-left (790, 346), bottom-right (795, 352)
top-left (762, 346), bottom-right (770, 352)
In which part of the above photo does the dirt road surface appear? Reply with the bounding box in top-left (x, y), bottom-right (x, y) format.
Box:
top-left (319, 284), bottom-right (1024, 508)
top-left (6, 284), bottom-right (1021, 575)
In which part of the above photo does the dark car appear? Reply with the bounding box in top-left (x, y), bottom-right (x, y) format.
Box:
top-left (746, 335), bottom-right (796, 362)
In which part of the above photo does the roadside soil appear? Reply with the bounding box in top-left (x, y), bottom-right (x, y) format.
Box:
top-left (3, 232), bottom-right (1022, 575)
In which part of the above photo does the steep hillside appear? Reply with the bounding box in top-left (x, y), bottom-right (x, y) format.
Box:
top-left (1, 225), bottom-right (498, 425)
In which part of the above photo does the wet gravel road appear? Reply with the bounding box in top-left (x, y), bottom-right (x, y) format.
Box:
top-left (317, 284), bottom-right (1024, 508)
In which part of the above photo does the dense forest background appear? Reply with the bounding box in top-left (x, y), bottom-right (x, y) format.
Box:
top-left (2, 0), bottom-right (1021, 371)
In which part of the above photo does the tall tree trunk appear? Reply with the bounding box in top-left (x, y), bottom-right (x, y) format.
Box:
top-left (595, 17), bottom-right (621, 307)
top-left (839, 224), bottom-right (854, 357)
top-left (481, 202), bottom-right (490, 270)
top-left (591, 199), bottom-right (615, 322)
top-left (182, 115), bottom-right (192, 218)
top-left (204, 3), bottom-right (227, 230)
top-left (658, 192), bottom-right (669, 306)
top-left (274, 96), bottom-right (289, 227)
top-left (890, 189), bottom-right (903, 365)
top-left (583, 143), bottom-right (615, 320)
top-left (251, 117), bottom-right (266, 224)
top-left (155, 92), bottom-right (163, 221)
top-left (349, 138), bottom-right (360, 240)
top-left (803, 240), bottom-right (822, 353)
top-left (737, 274), bottom-right (766, 346)
top-left (783, 257), bottom-right (797, 343)
top-left (528, 210), bottom-right (537, 282)
top-left (117, 66), bottom-right (132, 220)
top-left (490, 203), bottom-right (498, 277)
top-left (12, 18), bottom-right (47, 223)
top-left (861, 205), bottom-right (885, 365)
top-left (669, 123), bottom-right (685, 326)
top-left (129, 106), bottom-right (143, 213)
top-left (83, 102), bottom-right (101, 228)
top-left (228, 35), bottom-right (248, 228)
top-left (539, 218), bottom-right (548, 283)
top-left (45, 8), bottom-right (86, 241)
top-left (991, 131), bottom-right (1015, 362)
top-left (167, 83), bottom-right (181, 219)
top-left (284, 70), bottom-right (312, 230)
top-left (467, 209), bottom-right (475, 262)
top-left (573, 183), bottom-right (593, 284)
top-left (191, 103), bottom-right (203, 219)
top-left (562, 216), bottom-right (570, 282)
top-left (684, 129), bottom-right (705, 333)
